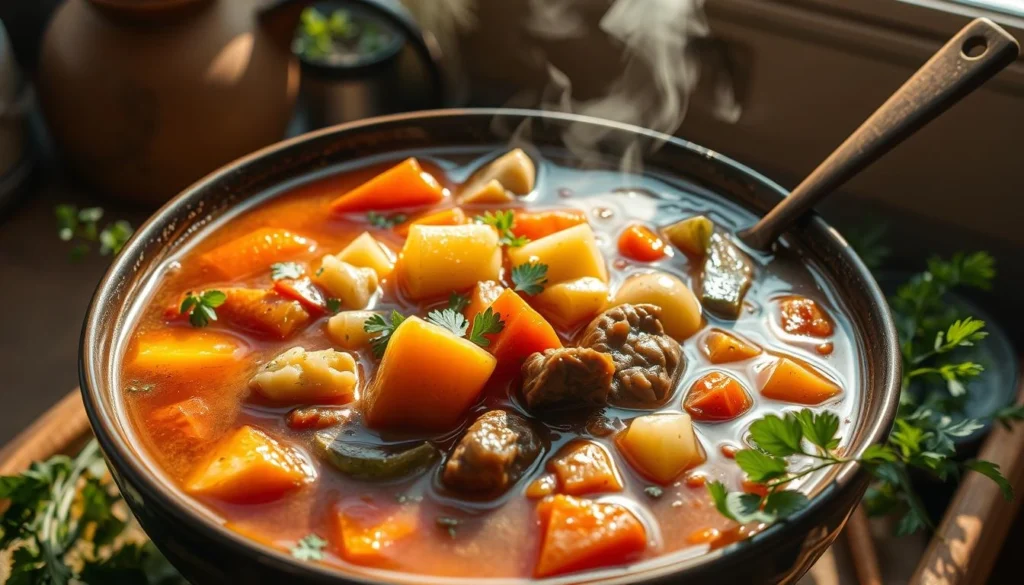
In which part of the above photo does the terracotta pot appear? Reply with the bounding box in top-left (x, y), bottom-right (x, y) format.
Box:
top-left (36, 0), bottom-right (300, 205)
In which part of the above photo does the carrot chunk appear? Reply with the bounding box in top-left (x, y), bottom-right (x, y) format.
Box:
top-left (617, 223), bottom-right (667, 262)
top-left (334, 498), bottom-right (418, 567)
top-left (778, 296), bottom-right (833, 337)
top-left (464, 280), bottom-right (505, 322)
top-left (129, 329), bottom-right (248, 374)
top-left (186, 426), bottom-right (313, 504)
top-left (394, 207), bottom-right (467, 237)
top-left (703, 330), bottom-right (761, 364)
top-left (273, 277), bottom-right (327, 315)
top-left (548, 440), bottom-right (623, 495)
top-left (534, 495), bottom-right (647, 577)
top-left (512, 209), bottom-right (587, 241)
top-left (328, 158), bottom-right (445, 214)
top-left (484, 289), bottom-right (562, 367)
top-left (199, 228), bottom-right (315, 280)
top-left (683, 371), bottom-right (753, 421)
top-left (760, 357), bottom-right (842, 404)
top-left (148, 397), bottom-right (212, 444)
top-left (218, 288), bottom-right (312, 339)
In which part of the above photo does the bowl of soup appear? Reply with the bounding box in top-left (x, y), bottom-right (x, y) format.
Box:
top-left (80, 109), bottom-right (900, 584)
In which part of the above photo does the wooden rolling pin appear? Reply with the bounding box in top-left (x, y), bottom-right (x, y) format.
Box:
top-left (910, 369), bottom-right (1024, 585)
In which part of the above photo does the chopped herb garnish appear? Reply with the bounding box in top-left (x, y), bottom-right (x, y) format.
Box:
top-left (467, 307), bottom-right (505, 347)
top-left (290, 533), bottom-right (328, 561)
top-left (427, 308), bottom-right (469, 337)
top-left (435, 516), bottom-right (460, 539)
top-left (643, 486), bottom-right (664, 499)
top-left (179, 290), bottom-right (227, 328)
top-left (364, 310), bottom-right (407, 358)
top-left (367, 211), bottom-right (407, 229)
top-left (448, 291), bottom-right (470, 313)
top-left (271, 261), bottom-right (305, 281)
top-left (511, 261), bottom-right (548, 295)
top-left (325, 298), bottom-right (342, 314)
top-left (476, 210), bottom-right (529, 247)
top-left (315, 266), bottom-right (325, 277)
top-left (55, 204), bottom-right (134, 261)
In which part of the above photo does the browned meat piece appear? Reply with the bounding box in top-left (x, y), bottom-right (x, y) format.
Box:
top-left (443, 410), bottom-right (541, 496)
top-left (579, 303), bottom-right (684, 406)
top-left (521, 347), bottom-right (616, 411)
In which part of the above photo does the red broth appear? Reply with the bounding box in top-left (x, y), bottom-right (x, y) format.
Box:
top-left (118, 149), bottom-right (861, 580)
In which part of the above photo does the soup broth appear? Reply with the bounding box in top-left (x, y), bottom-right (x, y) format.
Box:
top-left (118, 148), bottom-right (861, 580)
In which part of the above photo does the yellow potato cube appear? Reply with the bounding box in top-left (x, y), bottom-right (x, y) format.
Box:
top-left (457, 179), bottom-right (515, 205)
top-left (337, 232), bottom-right (395, 278)
top-left (533, 277), bottom-right (608, 330)
top-left (326, 310), bottom-right (379, 351)
top-left (314, 256), bottom-right (379, 309)
top-left (616, 413), bottom-right (704, 485)
top-left (507, 223), bottom-right (608, 285)
top-left (398, 224), bottom-right (502, 300)
top-left (612, 272), bottom-right (703, 340)
top-left (363, 317), bottom-right (497, 431)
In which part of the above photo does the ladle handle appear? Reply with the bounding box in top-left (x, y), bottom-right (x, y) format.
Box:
top-left (740, 18), bottom-right (1019, 251)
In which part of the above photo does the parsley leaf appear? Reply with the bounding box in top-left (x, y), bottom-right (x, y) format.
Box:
top-left (271, 261), bottom-right (305, 281)
top-left (476, 210), bottom-right (529, 247)
top-left (291, 533), bottom-right (328, 561)
top-left (325, 298), bottom-right (342, 314)
top-left (794, 410), bottom-right (840, 453)
top-left (467, 307), bottom-right (505, 347)
top-left (448, 291), bottom-right (470, 313)
top-left (364, 310), bottom-right (406, 358)
top-left (55, 204), bottom-right (134, 262)
top-left (180, 290), bottom-right (227, 328)
top-left (367, 212), bottom-right (407, 229)
top-left (747, 413), bottom-right (803, 457)
top-left (427, 308), bottom-right (469, 337)
top-left (511, 261), bottom-right (548, 296)
top-left (994, 403), bottom-right (1024, 431)
top-left (763, 490), bottom-right (808, 520)
top-left (965, 460), bottom-right (1013, 500)
top-left (734, 450), bottom-right (787, 484)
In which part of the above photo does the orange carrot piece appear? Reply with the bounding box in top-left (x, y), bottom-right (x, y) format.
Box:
top-left (512, 209), bottom-right (587, 241)
top-left (485, 289), bottom-right (562, 367)
top-left (334, 499), bottom-right (418, 567)
top-left (464, 280), bottom-right (506, 322)
top-left (394, 207), bottom-right (466, 237)
top-left (186, 426), bottom-right (312, 504)
top-left (683, 371), bottom-right (753, 421)
top-left (617, 223), bottom-right (667, 262)
top-left (199, 228), bottom-right (315, 280)
top-left (218, 288), bottom-right (312, 339)
top-left (760, 357), bottom-right (842, 405)
top-left (128, 329), bottom-right (248, 374)
top-left (779, 296), bottom-right (833, 337)
top-left (703, 330), bottom-right (761, 364)
top-left (273, 277), bottom-right (327, 315)
top-left (534, 495), bottom-right (647, 577)
top-left (148, 397), bottom-right (212, 443)
top-left (548, 441), bottom-right (623, 495)
top-left (328, 158), bottom-right (445, 214)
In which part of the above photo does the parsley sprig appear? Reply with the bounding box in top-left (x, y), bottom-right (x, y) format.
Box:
top-left (55, 204), bottom-right (134, 261)
top-left (427, 306), bottom-right (505, 347)
top-left (367, 212), bottom-right (407, 229)
top-left (290, 533), bottom-right (328, 561)
top-left (476, 210), bottom-right (529, 247)
top-left (179, 290), bottom-right (227, 328)
top-left (364, 310), bottom-right (407, 358)
top-left (511, 261), bottom-right (548, 295)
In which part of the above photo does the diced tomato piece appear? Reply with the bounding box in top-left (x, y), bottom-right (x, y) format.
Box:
top-left (273, 277), bottom-right (327, 315)
top-left (199, 228), bottom-right (315, 280)
top-left (148, 397), bottom-right (212, 443)
top-left (760, 357), bottom-right (842, 405)
top-left (484, 289), bottom-right (561, 367)
top-left (778, 296), bottom-right (833, 337)
top-left (548, 441), bottom-right (623, 495)
top-left (534, 495), bottom-right (647, 577)
top-left (328, 158), bottom-right (446, 214)
top-left (512, 209), bottom-right (587, 241)
top-left (618, 223), bottom-right (667, 262)
top-left (334, 498), bottom-right (418, 567)
top-left (286, 406), bottom-right (351, 430)
top-left (683, 371), bottom-right (753, 421)
top-left (218, 288), bottom-right (312, 339)
top-left (703, 330), bottom-right (761, 364)
top-left (394, 207), bottom-right (466, 237)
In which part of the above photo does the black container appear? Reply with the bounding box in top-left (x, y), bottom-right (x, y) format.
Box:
top-left (79, 109), bottom-right (901, 585)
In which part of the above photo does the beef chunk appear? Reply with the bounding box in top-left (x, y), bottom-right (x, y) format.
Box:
top-left (521, 347), bottom-right (616, 411)
top-left (443, 410), bottom-right (541, 496)
top-left (579, 303), bottom-right (683, 406)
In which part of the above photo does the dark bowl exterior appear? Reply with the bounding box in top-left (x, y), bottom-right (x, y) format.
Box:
top-left (79, 109), bottom-right (901, 585)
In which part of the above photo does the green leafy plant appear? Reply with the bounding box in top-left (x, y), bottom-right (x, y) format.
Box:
top-left (511, 261), bottom-right (548, 295)
top-left (55, 205), bottom-right (134, 261)
top-left (290, 534), bottom-right (328, 561)
top-left (271, 262), bottom-right (305, 281)
top-left (364, 310), bottom-right (407, 358)
top-left (426, 306), bottom-right (505, 348)
top-left (179, 290), bottom-right (227, 328)
top-left (366, 212), bottom-right (407, 229)
top-left (476, 210), bottom-right (529, 248)
top-left (0, 440), bottom-right (185, 584)
top-left (293, 6), bottom-right (390, 63)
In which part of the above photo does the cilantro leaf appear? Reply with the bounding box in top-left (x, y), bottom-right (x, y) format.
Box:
top-left (763, 490), bottom-right (808, 519)
top-left (476, 210), bottom-right (529, 247)
top-left (965, 460), bottom-right (1013, 500)
top-left (511, 261), bottom-right (548, 296)
top-left (291, 533), bottom-right (328, 561)
top-left (364, 310), bottom-right (406, 358)
top-left (794, 410), bottom-right (840, 453)
top-left (180, 290), bottom-right (226, 328)
top-left (367, 212), bottom-right (407, 229)
top-left (734, 449), bottom-right (787, 484)
top-left (325, 298), bottom-right (342, 314)
top-left (860, 444), bottom-right (897, 464)
top-left (271, 261), bottom-right (305, 281)
top-left (467, 307), bottom-right (505, 347)
top-left (747, 413), bottom-right (803, 457)
top-left (427, 308), bottom-right (470, 337)
top-left (448, 291), bottom-right (470, 313)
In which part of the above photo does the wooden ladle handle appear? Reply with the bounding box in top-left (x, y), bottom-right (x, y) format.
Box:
top-left (740, 18), bottom-right (1019, 251)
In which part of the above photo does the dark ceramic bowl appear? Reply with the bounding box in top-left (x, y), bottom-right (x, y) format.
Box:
top-left (79, 109), bottom-right (901, 585)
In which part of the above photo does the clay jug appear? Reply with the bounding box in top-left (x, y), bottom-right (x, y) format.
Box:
top-left (37, 0), bottom-right (300, 205)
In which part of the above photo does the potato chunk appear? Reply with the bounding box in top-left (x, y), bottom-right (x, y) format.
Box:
top-left (458, 179), bottom-right (515, 205)
top-left (459, 148), bottom-right (536, 203)
top-left (533, 277), bottom-right (608, 330)
top-left (616, 413), bottom-right (704, 484)
top-left (398, 224), bottom-right (502, 300)
top-left (363, 317), bottom-right (497, 431)
top-left (314, 255), bottom-right (379, 309)
top-left (507, 223), bottom-right (608, 285)
top-left (337, 232), bottom-right (395, 278)
top-left (186, 426), bottom-right (313, 503)
top-left (249, 347), bottom-right (358, 404)
top-left (760, 357), bottom-right (842, 404)
top-left (327, 310), bottom-right (379, 351)
top-left (612, 272), bottom-right (702, 340)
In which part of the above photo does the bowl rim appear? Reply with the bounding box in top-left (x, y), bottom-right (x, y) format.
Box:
top-left (79, 107), bottom-right (901, 584)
